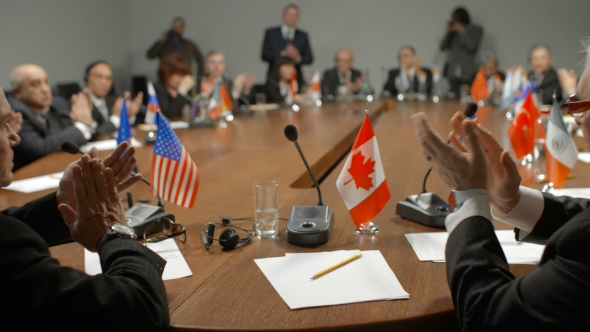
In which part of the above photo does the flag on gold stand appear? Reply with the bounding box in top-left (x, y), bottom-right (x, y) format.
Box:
top-left (545, 99), bottom-right (577, 188)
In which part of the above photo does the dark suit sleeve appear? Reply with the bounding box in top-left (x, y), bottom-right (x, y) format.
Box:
top-left (154, 83), bottom-right (189, 118)
top-left (298, 32), bottom-right (313, 65)
top-left (446, 216), bottom-right (590, 331)
top-left (457, 26), bottom-right (483, 54)
top-left (13, 117), bottom-right (87, 169)
top-left (518, 193), bottom-right (590, 244)
top-left (261, 29), bottom-right (280, 63)
top-left (321, 70), bottom-right (336, 96)
top-left (265, 82), bottom-right (284, 104)
top-left (539, 70), bottom-right (563, 105)
top-left (424, 68), bottom-right (434, 95)
top-left (1, 193), bottom-right (71, 246)
top-left (147, 40), bottom-right (165, 59)
top-left (1, 218), bottom-right (169, 331)
top-left (383, 70), bottom-right (398, 95)
top-left (440, 32), bottom-right (455, 51)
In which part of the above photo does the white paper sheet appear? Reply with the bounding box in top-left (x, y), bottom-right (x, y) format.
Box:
top-left (405, 230), bottom-right (545, 265)
top-left (169, 121), bottom-right (190, 129)
top-left (578, 152), bottom-right (590, 164)
top-left (549, 188), bottom-right (590, 200)
top-left (79, 138), bottom-right (143, 152)
top-left (254, 250), bottom-right (409, 309)
top-left (84, 238), bottom-right (192, 280)
top-left (3, 172), bottom-right (64, 193)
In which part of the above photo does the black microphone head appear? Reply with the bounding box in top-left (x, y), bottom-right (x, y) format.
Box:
top-left (61, 141), bottom-right (81, 155)
top-left (464, 102), bottom-right (478, 118)
top-left (284, 125), bottom-right (298, 142)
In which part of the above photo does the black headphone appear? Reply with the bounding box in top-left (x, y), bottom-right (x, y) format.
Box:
top-left (84, 60), bottom-right (111, 83)
top-left (201, 216), bottom-right (255, 250)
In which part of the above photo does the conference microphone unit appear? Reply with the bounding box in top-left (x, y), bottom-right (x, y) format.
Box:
top-left (284, 125), bottom-right (334, 246)
top-left (60, 141), bottom-right (173, 237)
top-left (395, 102), bottom-right (478, 228)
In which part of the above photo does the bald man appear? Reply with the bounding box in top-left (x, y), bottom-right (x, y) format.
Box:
top-left (8, 64), bottom-right (95, 170)
top-left (321, 48), bottom-right (363, 98)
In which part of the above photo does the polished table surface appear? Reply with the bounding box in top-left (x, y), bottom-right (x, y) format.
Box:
top-left (4, 99), bottom-right (590, 331)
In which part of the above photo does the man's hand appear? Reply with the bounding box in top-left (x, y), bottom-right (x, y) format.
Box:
top-left (411, 112), bottom-right (487, 191)
top-left (126, 91), bottom-right (144, 117)
top-left (558, 68), bottom-right (578, 96)
top-left (70, 91), bottom-right (93, 125)
top-left (283, 43), bottom-right (301, 61)
top-left (57, 142), bottom-right (142, 213)
top-left (448, 112), bottom-right (522, 216)
top-left (414, 55), bottom-right (425, 78)
top-left (178, 75), bottom-right (195, 95)
top-left (58, 155), bottom-right (128, 252)
top-left (8, 111), bottom-right (22, 133)
top-left (348, 75), bottom-right (363, 93)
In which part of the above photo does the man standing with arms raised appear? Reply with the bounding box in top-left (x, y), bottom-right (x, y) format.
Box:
top-left (261, 4), bottom-right (314, 90)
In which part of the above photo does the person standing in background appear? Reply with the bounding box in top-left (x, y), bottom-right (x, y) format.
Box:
top-left (440, 7), bottom-right (483, 98)
top-left (261, 4), bottom-right (314, 90)
top-left (147, 17), bottom-right (205, 76)
top-left (528, 44), bottom-right (563, 105)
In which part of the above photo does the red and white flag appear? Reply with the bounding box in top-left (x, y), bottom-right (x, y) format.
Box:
top-left (546, 99), bottom-right (577, 188)
top-left (336, 115), bottom-right (390, 229)
top-left (310, 70), bottom-right (321, 101)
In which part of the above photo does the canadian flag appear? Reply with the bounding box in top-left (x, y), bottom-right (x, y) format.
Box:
top-left (546, 99), bottom-right (577, 188)
top-left (336, 115), bottom-right (390, 229)
top-left (310, 70), bottom-right (321, 101)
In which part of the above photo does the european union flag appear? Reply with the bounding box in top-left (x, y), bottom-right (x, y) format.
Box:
top-left (117, 98), bottom-right (131, 145)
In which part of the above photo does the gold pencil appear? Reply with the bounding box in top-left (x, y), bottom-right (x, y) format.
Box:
top-left (310, 253), bottom-right (362, 280)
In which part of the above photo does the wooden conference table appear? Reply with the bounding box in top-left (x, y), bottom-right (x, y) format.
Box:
top-left (4, 99), bottom-right (590, 331)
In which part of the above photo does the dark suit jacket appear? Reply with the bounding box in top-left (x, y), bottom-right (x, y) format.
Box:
top-left (92, 95), bottom-right (147, 135)
top-left (321, 68), bottom-right (362, 97)
top-left (153, 81), bottom-right (191, 119)
top-left (445, 193), bottom-right (590, 331)
top-left (529, 67), bottom-right (563, 105)
top-left (441, 24), bottom-right (484, 83)
top-left (9, 96), bottom-right (87, 171)
top-left (383, 68), bottom-right (433, 96)
top-left (264, 78), bottom-right (290, 105)
top-left (261, 26), bottom-right (314, 88)
top-left (0, 193), bottom-right (169, 331)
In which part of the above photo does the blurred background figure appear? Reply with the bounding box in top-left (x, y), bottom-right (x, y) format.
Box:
top-left (147, 17), bottom-right (204, 76)
top-left (84, 61), bottom-right (144, 134)
top-left (196, 51), bottom-right (255, 112)
top-left (383, 46), bottom-right (433, 97)
top-left (528, 43), bottom-right (563, 104)
top-left (477, 50), bottom-right (505, 105)
top-left (440, 7), bottom-right (483, 99)
top-left (321, 48), bottom-right (363, 99)
top-left (265, 57), bottom-right (310, 105)
top-left (261, 4), bottom-right (314, 90)
top-left (153, 54), bottom-right (194, 118)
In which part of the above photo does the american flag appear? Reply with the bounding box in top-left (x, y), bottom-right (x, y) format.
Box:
top-left (151, 112), bottom-right (199, 208)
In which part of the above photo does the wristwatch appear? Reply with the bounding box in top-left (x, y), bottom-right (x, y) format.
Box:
top-left (97, 223), bottom-right (137, 250)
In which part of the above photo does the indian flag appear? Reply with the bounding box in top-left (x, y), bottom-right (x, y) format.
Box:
top-left (545, 99), bottom-right (577, 188)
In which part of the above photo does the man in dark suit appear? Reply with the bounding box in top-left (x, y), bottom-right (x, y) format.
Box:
top-left (383, 46), bottom-right (433, 96)
top-left (9, 64), bottom-right (95, 170)
top-left (261, 4), bottom-right (314, 89)
top-left (321, 48), bottom-right (363, 98)
top-left (84, 61), bottom-right (144, 135)
top-left (0, 87), bottom-right (169, 330)
top-left (440, 7), bottom-right (484, 98)
top-left (410, 56), bottom-right (590, 330)
top-left (528, 44), bottom-right (563, 105)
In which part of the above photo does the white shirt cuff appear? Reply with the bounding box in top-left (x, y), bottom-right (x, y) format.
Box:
top-left (445, 189), bottom-right (492, 235)
top-left (109, 115), bottom-right (120, 129)
top-left (74, 121), bottom-right (95, 140)
top-left (491, 186), bottom-right (544, 233)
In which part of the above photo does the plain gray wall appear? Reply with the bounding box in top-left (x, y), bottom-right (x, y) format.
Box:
top-left (0, 0), bottom-right (129, 93)
top-left (2, 0), bottom-right (589, 94)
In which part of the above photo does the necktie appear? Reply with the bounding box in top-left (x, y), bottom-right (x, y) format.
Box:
top-left (39, 113), bottom-right (52, 134)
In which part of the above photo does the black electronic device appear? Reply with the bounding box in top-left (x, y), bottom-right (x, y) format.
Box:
top-left (283, 125), bottom-right (334, 246)
top-left (395, 102), bottom-right (478, 228)
top-left (200, 217), bottom-right (255, 250)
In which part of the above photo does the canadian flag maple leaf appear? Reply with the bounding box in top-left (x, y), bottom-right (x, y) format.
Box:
top-left (344, 151), bottom-right (375, 190)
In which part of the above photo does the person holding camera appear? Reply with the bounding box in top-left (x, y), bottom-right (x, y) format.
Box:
top-left (147, 17), bottom-right (205, 76)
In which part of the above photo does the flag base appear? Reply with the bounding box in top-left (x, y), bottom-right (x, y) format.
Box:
top-left (520, 154), bottom-right (533, 166)
top-left (354, 221), bottom-right (380, 234)
top-left (541, 182), bottom-right (554, 193)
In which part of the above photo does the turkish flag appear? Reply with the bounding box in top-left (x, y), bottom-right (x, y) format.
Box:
top-left (470, 69), bottom-right (491, 102)
top-left (336, 115), bottom-right (390, 229)
top-left (508, 111), bottom-right (534, 159)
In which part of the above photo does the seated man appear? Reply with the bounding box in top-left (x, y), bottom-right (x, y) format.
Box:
top-left (528, 43), bottom-right (563, 104)
top-left (0, 88), bottom-right (169, 330)
top-left (410, 49), bottom-right (590, 330)
top-left (84, 60), bottom-right (144, 135)
top-left (196, 51), bottom-right (255, 112)
top-left (383, 46), bottom-right (433, 96)
top-left (321, 48), bottom-right (363, 98)
top-left (9, 64), bottom-right (95, 170)
top-left (478, 50), bottom-right (505, 94)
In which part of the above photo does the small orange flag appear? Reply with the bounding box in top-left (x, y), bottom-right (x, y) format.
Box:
top-left (508, 111), bottom-right (534, 159)
top-left (470, 69), bottom-right (491, 102)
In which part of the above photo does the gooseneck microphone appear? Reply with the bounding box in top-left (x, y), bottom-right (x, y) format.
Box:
top-left (284, 125), bottom-right (323, 206)
top-left (60, 141), bottom-right (161, 207)
top-left (396, 102), bottom-right (479, 228)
